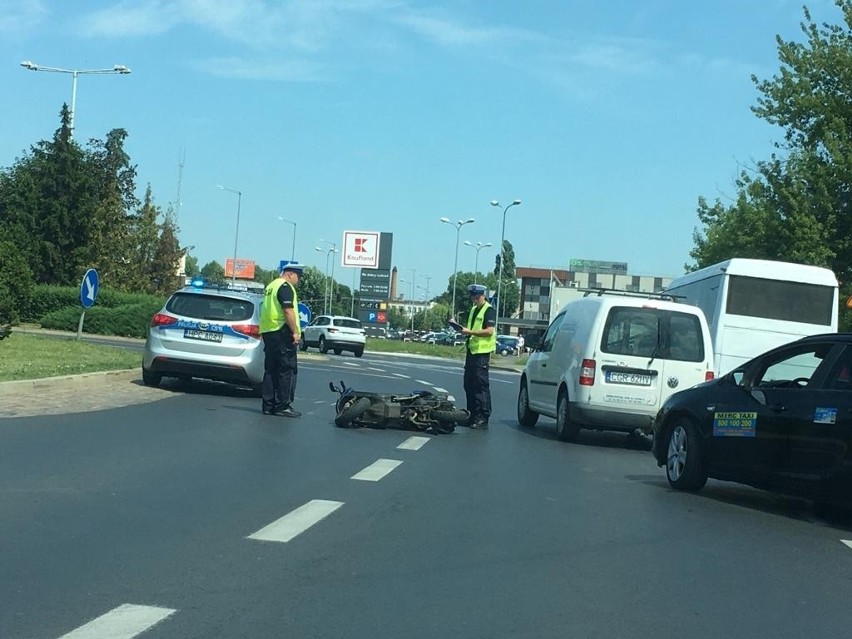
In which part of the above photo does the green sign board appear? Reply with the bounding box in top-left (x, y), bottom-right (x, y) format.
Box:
top-left (569, 259), bottom-right (629, 275)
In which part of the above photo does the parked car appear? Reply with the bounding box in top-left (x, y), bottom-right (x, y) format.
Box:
top-left (142, 283), bottom-right (264, 393)
top-left (652, 333), bottom-right (852, 506)
top-left (517, 292), bottom-right (715, 441)
top-left (301, 315), bottom-right (366, 357)
top-left (437, 332), bottom-right (466, 346)
top-left (496, 335), bottom-right (520, 356)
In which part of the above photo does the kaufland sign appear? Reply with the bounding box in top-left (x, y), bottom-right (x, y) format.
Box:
top-left (342, 231), bottom-right (381, 268)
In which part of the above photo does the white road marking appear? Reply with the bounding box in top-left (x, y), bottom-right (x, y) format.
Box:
top-left (59, 604), bottom-right (176, 639)
top-left (351, 458), bottom-right (403, 482)
top-left (415, 379), bottom-right (431, 385)
top-left (343, 362), bottom-right (359, 367)
top-left (397, 436), bottom-right (430, 451)
top-left (314, 400), bottom-right (326, 404)
top-left (433, 387), bottom-right (448, 393)
top-left (841, 539), bottom-right (852, 550)
top-left (368, 367), bottom-right (386, 372)
top-left (394, 373), bottom-right (411, 379)
top-left (491, 378), bottom-right (513, 384)
top-left (247, 499), bottom-right (344, 543)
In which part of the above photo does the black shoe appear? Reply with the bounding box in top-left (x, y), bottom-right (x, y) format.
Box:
top-left (277, 406), bottom-right (301, 418)
top-left (470, 419), bottom-right (489, 430)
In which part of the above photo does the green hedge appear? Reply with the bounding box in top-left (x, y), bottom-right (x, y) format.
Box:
top-left (40, 299), bottom-right (165, 338)
top-left (21, 285), bottom-right (166, 323)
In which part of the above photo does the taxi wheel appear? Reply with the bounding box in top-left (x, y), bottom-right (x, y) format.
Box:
top-left (665, 420), bottom-right (708, 491)
top-left (555, 390), bottom-right (579, 442)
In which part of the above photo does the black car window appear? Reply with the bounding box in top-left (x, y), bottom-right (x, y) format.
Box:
top-left (753, 345), bottom-right (832, 389)
top-left (166, 293), bottom-right (254, 321)
top-left (824, 347), bottom-right (852, 391)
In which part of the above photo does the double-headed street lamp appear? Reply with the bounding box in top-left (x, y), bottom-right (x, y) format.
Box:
top-left (490, 199), bottom-right (522, 323)
top-left (315, 244), bottom-right (338, 314)
top-left (399, 277), bottom-right (416, 333)
top-left (217, 185), bottom-right (242, 284)
top-left (20, 60), bottom-right (131, 139)
top-left (464, 240), bottom-right (492, 284)
top-left (440, 217), bottom-right (475, 321)
top-left (277, 217), bottom-right (297, 261)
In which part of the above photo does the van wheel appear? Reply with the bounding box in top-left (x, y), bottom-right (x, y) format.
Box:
top-left (555, 390), bottom-right (579, 442)
top-left (665, 420), bottom-right (707, 491)
top-left (517, 381), bottom-right (539, 427)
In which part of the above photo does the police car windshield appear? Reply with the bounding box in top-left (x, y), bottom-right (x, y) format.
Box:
top-left (166, 292), bottom-right (254, 322)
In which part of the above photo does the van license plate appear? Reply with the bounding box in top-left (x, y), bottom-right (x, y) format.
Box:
top-left (606, 371), bottom-right (652, 386)
top-left (184, 329), bottom-right (223, 343)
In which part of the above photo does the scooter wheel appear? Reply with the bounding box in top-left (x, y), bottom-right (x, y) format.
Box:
top-left (334, 397), bottom-right (372, 428)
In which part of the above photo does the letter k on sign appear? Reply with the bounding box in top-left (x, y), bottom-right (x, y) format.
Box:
top-left (354, 238), bottom-right (368, 253)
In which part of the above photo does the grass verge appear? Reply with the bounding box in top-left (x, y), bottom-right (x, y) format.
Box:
top-left (365, 337), bottom-right (529, 366)
top-left (0, 333), bottom-right (140, 382)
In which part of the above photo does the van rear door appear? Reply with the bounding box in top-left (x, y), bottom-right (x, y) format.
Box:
top-left (659, 310), bottom-right (713, 402)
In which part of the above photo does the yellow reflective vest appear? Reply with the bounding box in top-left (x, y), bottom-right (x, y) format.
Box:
top-left (260, 279), bottom-right (300, 335)
top-left (466, 302), bottom-right (496, 354)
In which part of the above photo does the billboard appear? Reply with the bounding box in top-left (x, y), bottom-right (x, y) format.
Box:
top-left (359, 269), bottom-right (391, 300)
top-left (224, 258), bottom-right (256, 279)
top-left (569, 259), bottom-right (628, 275)
top-left (342, 231), bottom-right (381, 268)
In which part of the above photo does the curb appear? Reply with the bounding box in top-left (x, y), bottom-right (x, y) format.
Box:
top-left (0, 368), bottom-right (140, 397)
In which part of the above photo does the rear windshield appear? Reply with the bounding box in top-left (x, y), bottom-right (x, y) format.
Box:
top-left (166, 293), bottom-right (254, 321)
top-left (333, 318), bottom-right (363, 329)
top-left (726, 275), bottom-right (834, 326)
top-left (601, 307), bottom-right (705, 362)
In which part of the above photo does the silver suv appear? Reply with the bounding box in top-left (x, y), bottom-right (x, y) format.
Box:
top-left (142, 284), bottom-right (264, 393)
top-left (301, 315), bottom-right (366, 357)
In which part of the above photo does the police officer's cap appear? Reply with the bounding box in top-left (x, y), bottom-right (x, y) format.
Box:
top-left (467, 284), bottom-right (487, 296)
top-left (281, 261), bottom-right (305, 274)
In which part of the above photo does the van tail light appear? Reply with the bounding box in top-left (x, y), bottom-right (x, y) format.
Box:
top-left (151, 313), bottom-right (178, 327)
top-left (579, 359), bottom-right (596, 386)
top-left (705, 371), bottom-right (715, 382)
top-left (233, 324), bottom-right (261, 339)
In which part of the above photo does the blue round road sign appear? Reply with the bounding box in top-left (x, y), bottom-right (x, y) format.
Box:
top-left (297, 302), bottom-right (312, 329)
top-left (80, 269), bottom-right (100, 309)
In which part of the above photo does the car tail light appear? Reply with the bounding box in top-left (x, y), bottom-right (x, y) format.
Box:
top-left (233, 324), bottom-right (260, 339)
top-left (705, 371), bottom-right (715, 382)
top-left (579, 359), bottom-right (596, 386)
top-left (151, 313), bottom-right (178, 327)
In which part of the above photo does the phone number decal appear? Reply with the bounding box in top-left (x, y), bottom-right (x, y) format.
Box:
top-left (713, 411), bottom-right (757, 437)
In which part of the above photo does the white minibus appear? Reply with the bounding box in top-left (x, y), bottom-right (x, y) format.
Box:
top-left (665, 258), bottom-right (838, 375)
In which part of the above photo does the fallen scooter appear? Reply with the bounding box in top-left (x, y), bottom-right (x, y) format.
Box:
top-left (329, 380), bottom-right (469, 434)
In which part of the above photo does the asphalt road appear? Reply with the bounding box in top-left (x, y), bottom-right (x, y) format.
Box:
top-left (2, 352), bottom-right (852, 638)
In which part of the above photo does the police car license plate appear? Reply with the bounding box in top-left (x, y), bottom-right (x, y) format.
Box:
top-left (606, 371), bottom-right (652, 386)
top-left (184, 329), bottom-right (223, 343)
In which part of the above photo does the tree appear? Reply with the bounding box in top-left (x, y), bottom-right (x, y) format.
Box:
top-left (0, 229), bottom-right (34, 323)
top-left (184, 254), bottom-right (199, 277)
top-left (690, 2), bottom-right (852, 282)
top-left (386, 306), bottom-right (409, 330)
top-left (200, 260), bottom-right (225, 283)
top-left (150, 212), bottom-right (182, 294)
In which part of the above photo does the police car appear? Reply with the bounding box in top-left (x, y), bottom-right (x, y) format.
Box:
top-left (142, 279), bottom-right (265, 393)
top-left (652, 333), bottom-right (852, 507)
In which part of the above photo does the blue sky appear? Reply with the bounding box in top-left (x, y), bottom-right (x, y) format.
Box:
top-left (0, 0), bottom-right (840, 294)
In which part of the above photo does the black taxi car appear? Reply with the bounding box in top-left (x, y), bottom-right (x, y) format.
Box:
top-left (652, 333), bottom-right (852, 505)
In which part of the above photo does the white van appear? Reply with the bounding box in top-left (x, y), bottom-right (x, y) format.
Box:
top-left (664, 258), bottom-right (838, 375)
top-left (517, 293), bottom-right (715, 441)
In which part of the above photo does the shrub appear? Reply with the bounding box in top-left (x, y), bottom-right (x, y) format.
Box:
top-left (0, 238), bottom-right (34, 324)
top-left (22, 285), bottom-right (166, 323)
top-left (40, 299), bottom-right (164, 338)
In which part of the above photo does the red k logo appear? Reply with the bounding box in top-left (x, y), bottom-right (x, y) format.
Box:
top-left (354, 238), bottom-right (368, 253)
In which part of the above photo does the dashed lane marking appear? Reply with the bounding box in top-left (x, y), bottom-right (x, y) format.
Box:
top-left (58, 604), bottom-right (177, 639)
top-left (433, 387), bottom-right (448, 393)
top-left (393, 373), bottom-right (411, 379)
top-left (397, 436), bottom-right (430, 451)
top-left (247, 499), bottom-right (344, 543)
top-left (841, 539), bottom-right (852, 550)
top-left (368, 367), bottom-right (386, 372)
top-left (343, 362), bottom-right (359, 367)
top-left (314, 400), bottom-right (326, 404)
top-left (351, 459), bottom-right (403, 482)
top-left (415, 379), bottom-right (431, 385)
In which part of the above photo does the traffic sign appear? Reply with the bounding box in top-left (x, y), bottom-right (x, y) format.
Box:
top-left (80, 269), bottom-right (99, 309)
top-left (298, 302), bottom-right (312, 329)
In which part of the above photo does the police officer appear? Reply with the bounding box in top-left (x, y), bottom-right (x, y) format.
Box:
top-left (461, 283), bottom-right (497, 429)
top-left (259, 261), bottom-right (304, 417)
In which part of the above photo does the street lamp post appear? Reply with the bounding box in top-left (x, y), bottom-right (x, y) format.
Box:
top-left (402, 267), bottom-right (416, 332)
top-left (315, 245), bottom-right (338, 314)
top-left (218, 185), bottom-right (242, 284)
top-left (464, 240), bottom-right (493, 284)
top-left (20, 60), bottom-right (131, 139)
top-left (440, 217), bottom-right (475, 321)
top-left (400, 277), bottom-right (416, 333)
top-left (490, 199), bottom-right (522, 325)
top-left (318, 240), bottom-right (338, 312)
top-left (420, 274), bottom-right (432, 301)
top-left (277, 216), bottom-right (297, 261)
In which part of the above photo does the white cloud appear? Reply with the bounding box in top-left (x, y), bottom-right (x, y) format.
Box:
top-left (77, 0), bottom-right (181, 37)
top-left (395, 11), bottom-right (537, 48)
top-left (0, 0), bottom-right (47, 35)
